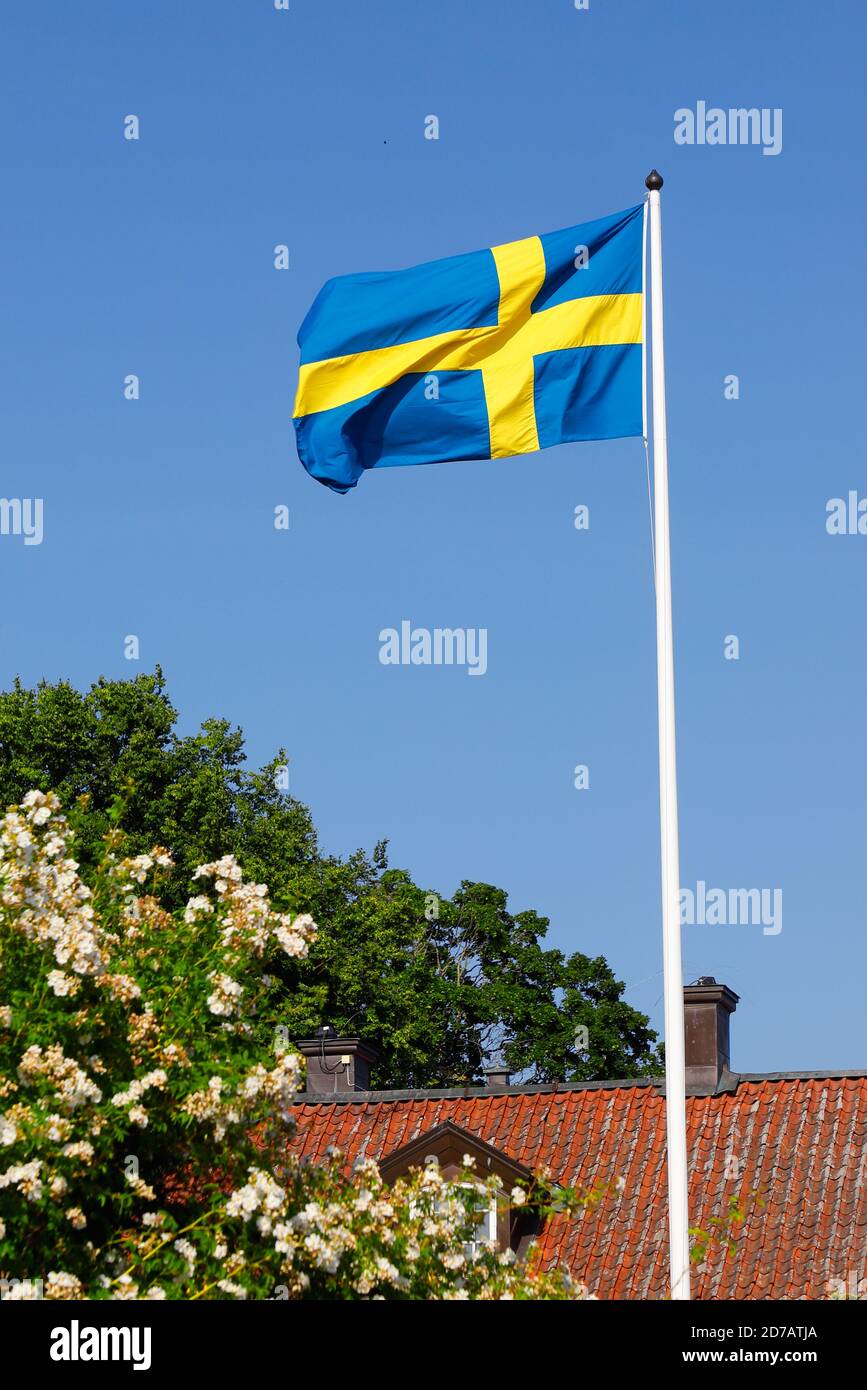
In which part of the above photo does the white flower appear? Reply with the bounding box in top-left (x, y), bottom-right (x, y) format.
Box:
top-left (226, 1168), bottom-right (286, 1222)
top-left (17, 1046), bottom-right (102, 1111)
top-left (193, 855), bottom-right (243, 885)
top-left (273, 924), bottom-right (306, 957)
top-left (0, 1116), bottom-right (17, 1147)
top-left (216, 1279), bottom-right (247, 1298)
top-left (206, 973), bottom-right (243, 1017)
top-left (510, 1186), bottom-right (527, 1207)
top-left (173, 1238), bottom-right (197, 1273)
top-left (374, 1257), bottom-right (401, 1284)
top-left (127, 855), bottom-right (153, 884)
top-left (0, 1159), bottom-right (43, 1201)
top-left (112, 1273), bottom-right (140, 1300)
top-left (183, 895), bottom-right (213, 925)
top-left (61, 1141), bottom-right (94, 1162)
top-left (47, 970), bottom-right (79, 998)
top-left (126, 1174), bottom-right (156, 1200)
top-left (112, 1069), bottom-right (167, 1111)
top-left (44, 1271), bottom-right (83, 1300)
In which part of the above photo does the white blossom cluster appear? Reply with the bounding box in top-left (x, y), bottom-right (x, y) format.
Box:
top-left (182, 1053), bottom-right (303, 1139)
top-left (0, 790), bottom-right (590, 1302)
top-left (0, 1158), bottom-right (43, 1201)
top-left (192, 856), bottom-right (316, 963)
top-left (0, 792), bottom-right (106, 977)
top-left (18, 1045), bottom-right (103, 1112)
top-left (206, 971), bottom-right (244, 1018)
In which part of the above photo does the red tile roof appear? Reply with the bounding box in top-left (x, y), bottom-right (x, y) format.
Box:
top-left (288, 1074), bottom-right (867, 1299)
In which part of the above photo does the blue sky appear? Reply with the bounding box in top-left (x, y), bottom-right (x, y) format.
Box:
top-left (2, 0), bottom-right (865, 1073)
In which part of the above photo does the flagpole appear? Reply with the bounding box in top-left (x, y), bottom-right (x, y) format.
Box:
top-left (645, 169), bottom-right (691, 1301)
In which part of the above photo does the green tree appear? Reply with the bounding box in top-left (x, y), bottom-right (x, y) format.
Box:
top-left (0, 672), bottom-right (661, 1089)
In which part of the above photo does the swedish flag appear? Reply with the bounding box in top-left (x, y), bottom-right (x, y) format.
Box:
top-left (293, 203), bottom-right (644, 493)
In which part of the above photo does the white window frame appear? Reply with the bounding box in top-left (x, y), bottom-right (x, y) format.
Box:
top-left (463, 1188), bottom-right (499, 1256)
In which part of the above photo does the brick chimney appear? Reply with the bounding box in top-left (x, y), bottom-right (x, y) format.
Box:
top-left (683, 978), bottom-right (739, 1092)
top-left (484, 1064), bottom-right (512, 1088)
top-left (297, 1026), bottom-right (379, 1095)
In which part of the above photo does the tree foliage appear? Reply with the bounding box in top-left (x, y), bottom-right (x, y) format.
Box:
top-left (0, 672), bottom-right (661, 1089)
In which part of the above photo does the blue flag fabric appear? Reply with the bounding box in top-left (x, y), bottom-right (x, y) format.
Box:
top-left (293, 203), bottom-right (644, 492)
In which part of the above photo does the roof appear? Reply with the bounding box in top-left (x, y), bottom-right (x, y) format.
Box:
top-left (288, 1072), bottom-right (867, 1299)
top-left (377, 1118), bottom-right (535, 1188)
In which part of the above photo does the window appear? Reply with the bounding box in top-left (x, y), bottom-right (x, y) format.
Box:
top-left (464, 1192), bottom-right (498, 1255)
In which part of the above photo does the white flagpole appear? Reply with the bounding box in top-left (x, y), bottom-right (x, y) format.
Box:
top-left (645, 169), bottom-right (691, 1301)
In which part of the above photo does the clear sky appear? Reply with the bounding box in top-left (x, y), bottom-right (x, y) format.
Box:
top-left (2, 1), bottom-right (865, 1073)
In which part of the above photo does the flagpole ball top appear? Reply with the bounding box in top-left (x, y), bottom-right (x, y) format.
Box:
top-left (645, 170), bottom-right (664, 191)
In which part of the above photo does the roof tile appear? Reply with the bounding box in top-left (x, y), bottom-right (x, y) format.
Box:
top-left (288, 1076), bottom-right (867, 1299)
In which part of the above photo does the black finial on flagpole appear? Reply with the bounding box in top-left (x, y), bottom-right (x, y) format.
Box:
top-left (645, 170), bottom-right (664, 191)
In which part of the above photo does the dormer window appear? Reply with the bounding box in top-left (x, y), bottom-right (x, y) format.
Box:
top-left (379, 1119), bottom-right (540, 1258)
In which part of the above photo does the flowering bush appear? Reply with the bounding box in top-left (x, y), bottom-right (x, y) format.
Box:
top-left (0, 792), bottom-right (591, 1300)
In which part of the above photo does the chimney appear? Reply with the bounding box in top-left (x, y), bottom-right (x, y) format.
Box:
top-left (484, 1064), bottom-right (512, 1088)
top-left (297, 1026), bottom-right (379, 1095)
top-left (683, 978), bottom-right (739, 1091)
